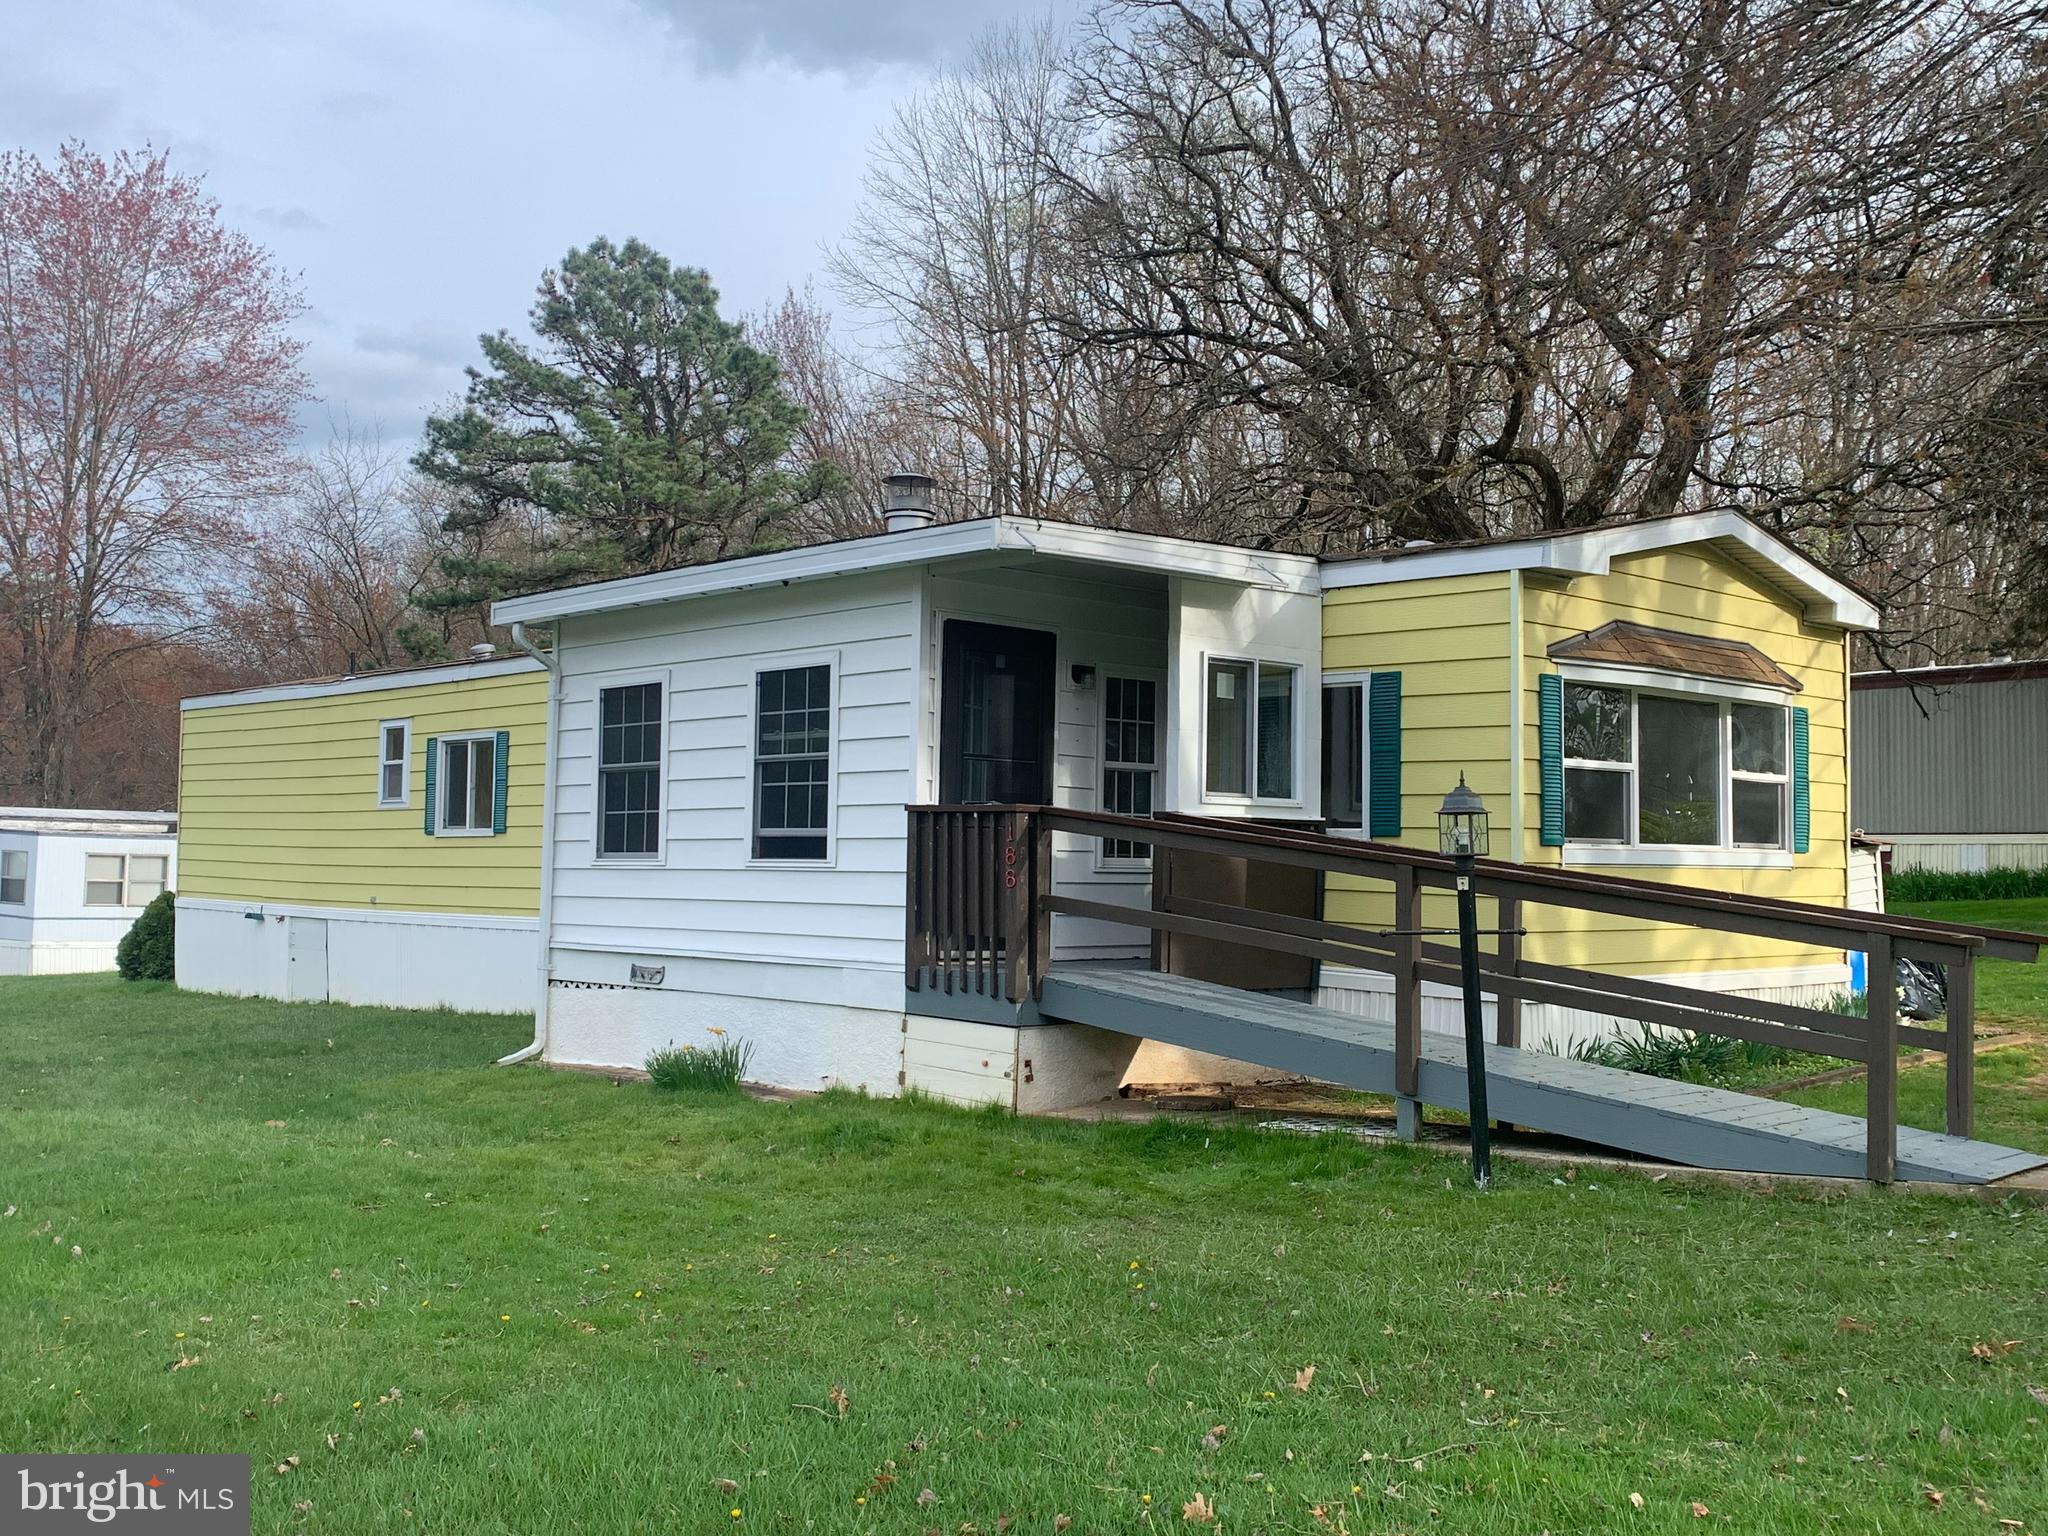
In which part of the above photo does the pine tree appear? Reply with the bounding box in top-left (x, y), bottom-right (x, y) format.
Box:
top-left (415, 238), bottom-right (839, 605)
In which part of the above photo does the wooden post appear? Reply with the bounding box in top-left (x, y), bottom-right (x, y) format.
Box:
top-left (1000, 812), bottom-right (1029, 1003)
top-left (1150, 844), bottom-right (1174, 975)
top-left (1865, 933), bottom-right (1897, 1183)
top-left (1946, 949), bottom-right (1976, 1140)
top-left (904, 811), bottom-right (925, 990)
top-left (1031, 813), bottom-right (1053, 1000)
top-left (1392, 863), bottom-right (1422, 1140)
top-left (1495, 893), bottom-right (1522, 1048)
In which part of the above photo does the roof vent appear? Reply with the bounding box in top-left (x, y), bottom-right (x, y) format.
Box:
top-left (469, 642), bottom-right (497, 661)
top-left (882, 472), bottom-right (937, 534)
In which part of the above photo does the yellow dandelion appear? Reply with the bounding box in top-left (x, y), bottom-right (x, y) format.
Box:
top-left (352, 1401), bottom-right (362, 1411)
top-left (1129, 1260), bottom-right (1140, 1271)
top-left (500, 1314), bottom-right (511, 1322)
top-left (855, 1496), bottom-right (866, 1506)
top-left (1262, 1390), bottom-right (1276, 1400)
top-left (1141, 1493), bottom-right (1152, 1505)
top-left (1352, 1484), bottom-right (1362, 1494)
top-left (174, 1332), bottom-right (185, 1340)
top-left (420, 1300), bottom-right (429, 1308)
top-left (729, 1509), bottom-right (742, 1521)
top-left (1134, 1282), bottom-right (1144, 1291)
top-left (634, 1290), bottom-right (643, 1299)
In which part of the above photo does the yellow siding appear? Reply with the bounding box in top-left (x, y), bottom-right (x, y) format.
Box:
top-left (177, 668), bottom-right (548, 916)
top-left (1322, 573), bottom-right (1513, 940)
top-left (1516, 547), bottom-right (1851, 977)
top-left (1320, 548), bottom-right (1855, 981)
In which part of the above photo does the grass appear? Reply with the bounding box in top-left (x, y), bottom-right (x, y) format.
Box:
top-left (1889, 895), bottom-right (2048, 1025)
top-left (5, 977), bottom-right (2048, 1533)
top-left (646, 1030), bottom-right (753, 1091)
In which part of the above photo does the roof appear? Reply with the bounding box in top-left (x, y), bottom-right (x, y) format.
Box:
top-left (181, 652), bottom-right (545, 713)
top-left (1549, 621), bottom-right (1803, 692)
top-left (490, 516), bottom-right (1322, 625)
top-left (1852, 658), bottom-right (2048, 691)
top-left (1319, 509), bottom-right (1881, 631)
top-left (0, 806), bottom-right (177, 835)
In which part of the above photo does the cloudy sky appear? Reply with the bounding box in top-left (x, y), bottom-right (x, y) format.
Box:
top-left (3, 0), bottom-right (1042, 450)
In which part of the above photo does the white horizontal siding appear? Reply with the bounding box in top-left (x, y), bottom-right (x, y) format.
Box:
top-left (550, 569), bottom-right (920, 970)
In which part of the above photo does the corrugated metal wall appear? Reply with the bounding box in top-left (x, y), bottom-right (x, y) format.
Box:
top-left (1851, 675), bottom-right (2048, 835)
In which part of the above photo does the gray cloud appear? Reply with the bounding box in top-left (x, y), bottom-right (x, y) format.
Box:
top-left (631, 0), bottom-right (1044, 72)
top-left (250, 204), bottom-right (328, 231)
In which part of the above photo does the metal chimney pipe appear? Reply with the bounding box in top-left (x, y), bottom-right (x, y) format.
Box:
top-left (881, 472), bottom-right (937, 534)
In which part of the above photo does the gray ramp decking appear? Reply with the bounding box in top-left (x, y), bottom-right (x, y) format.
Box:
top-left (1037, 967), bottom-right (2048, 1185)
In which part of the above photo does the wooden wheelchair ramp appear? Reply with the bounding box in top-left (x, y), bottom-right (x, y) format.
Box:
top-left (1038, 967), bottom-right (2047, 1185)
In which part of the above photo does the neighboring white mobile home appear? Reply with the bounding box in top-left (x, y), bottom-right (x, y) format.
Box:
top-left (0, 807), bottom-right (178, 976)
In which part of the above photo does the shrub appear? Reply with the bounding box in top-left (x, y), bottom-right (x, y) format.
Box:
top-left (1552, 1023), bottom-right (1810, 1082)
top-left (1886, 866), bottom-right (2048, 903)
top-left (116, 890), bottom-right (176, 981)
top-left (646, 1030), bottom-right (752, 1092)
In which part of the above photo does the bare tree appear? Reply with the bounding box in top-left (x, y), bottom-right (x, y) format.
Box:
top-left (0, 146), bottom-right (307, 805)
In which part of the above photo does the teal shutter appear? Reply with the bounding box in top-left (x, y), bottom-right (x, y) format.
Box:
top-left (1791, 706), bottom-right (1810, 854)
top-left (422, 736), bottom-right (438, 836)
top-left (492, 730), bottom-right (510, 835)
top-left (1366, 671), bottom-right (1402, 838)
top-left (1539, 674), bottom-right (1565, 847)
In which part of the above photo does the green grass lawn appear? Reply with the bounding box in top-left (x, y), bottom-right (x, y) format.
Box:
top-left (1889, 896), bottom-right (2048, 1025)
top-left (5, 977), bottom-right (2048, 1533)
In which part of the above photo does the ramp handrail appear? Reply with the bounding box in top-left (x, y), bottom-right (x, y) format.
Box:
top-left (906, 805), bottom-right (2044, 1182)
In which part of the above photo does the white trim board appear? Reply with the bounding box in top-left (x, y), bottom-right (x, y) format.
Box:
top-left (176, 895), bottom-right (538, 933)
top-left (1320, 510), bottom-right (1880, 632)
top-left (181, 655), bottom-right (545, 712)
top-left (493, 516), bottom-right (1321, 625)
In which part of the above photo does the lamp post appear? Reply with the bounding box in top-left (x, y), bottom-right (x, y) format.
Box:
top-left (1438, 773), bottom-right (1492, 1188)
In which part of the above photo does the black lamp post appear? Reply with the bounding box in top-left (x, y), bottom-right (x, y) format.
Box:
top-left (1438, 773), bottom-right (1492, 1188)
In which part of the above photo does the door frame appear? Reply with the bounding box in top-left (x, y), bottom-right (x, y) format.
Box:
top-left (936, 615), bottom-right (1060, 807)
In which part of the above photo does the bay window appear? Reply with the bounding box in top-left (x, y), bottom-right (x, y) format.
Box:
top-left (1562, 680), bottom-right (1790, 851)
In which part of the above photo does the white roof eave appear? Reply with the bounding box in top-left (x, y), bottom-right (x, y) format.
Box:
top-left (1319, 510), bottom-right (1880, 632)
top-left (490, 517), bottom-right (1321, 626)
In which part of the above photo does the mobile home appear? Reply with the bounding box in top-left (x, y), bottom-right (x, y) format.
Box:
top-left (0, 807), bottom-right (178, 975)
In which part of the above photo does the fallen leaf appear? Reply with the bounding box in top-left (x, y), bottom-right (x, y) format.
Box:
top-left (324, 1434), bottom-right (339, 1451)
top-left (1690, 1502), bottom-right (1709, 1518)
top-left (2028, 1385), bottom-right (2048, 1406)
top-left (1971, 1339), bottom-right (2021, 1361)
top-left (1054, 1520), bottom-right (1071, 1534)
top-left (829, 1384), bottom-right (850, 1419)
top-left (1294, 1365), bottom-right (1317, 1393)
top-left (1200, 1425), bottom-right (1227, 1451)
top-left (1924, 1487), bottom-right (1944, 1508)
top-left (168, 1354), bottom-right (200, 1372)
top-left (1629, 1493), bottom-right (1645, 1510)
top-left (275, 1456), bottom-right (300, 1475)
top-left (1183, 1491), bottom-right (1217, 1523)
top-left (716, 1479), bottom-right (739, 1496)
top-left (1836, 1316), bottom-right (1875, 1334)
top-left (915, 1488), bottom-right (936, 1508)
top-left (264, 1120), bottom-right (286, 1129)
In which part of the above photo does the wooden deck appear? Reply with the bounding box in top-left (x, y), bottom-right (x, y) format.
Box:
top-left (1036, 967), bottom-right (2048, 1185)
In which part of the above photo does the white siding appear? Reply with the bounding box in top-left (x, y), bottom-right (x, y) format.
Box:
top-left (0, 828), bottom-right (178, 970)
top-left (548, 568), bottom-right (921, 976)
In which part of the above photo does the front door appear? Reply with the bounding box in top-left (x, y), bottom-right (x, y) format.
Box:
top-left (940, 620), bottom-right (1056, 805)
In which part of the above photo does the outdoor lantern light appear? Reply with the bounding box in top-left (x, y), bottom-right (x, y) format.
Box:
top-left (1437, 772), bottom-right (1490, 858)
top-left (1441, 772), bottom-right (1493, 1188)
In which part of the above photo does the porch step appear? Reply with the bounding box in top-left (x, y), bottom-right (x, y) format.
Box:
top-left (1036, 967), bottom-right (2048, 1185)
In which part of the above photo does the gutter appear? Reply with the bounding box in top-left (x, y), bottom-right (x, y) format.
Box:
top-left (497, 619), bottom-right (559, 1067)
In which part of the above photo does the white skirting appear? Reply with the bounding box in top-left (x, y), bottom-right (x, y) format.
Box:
top-left (0, 939), bottom-right (121, 976)
top-left (1879, 835), bottom-right (2048, 874)
top-left (175, 898), bottom-right (539, 1014)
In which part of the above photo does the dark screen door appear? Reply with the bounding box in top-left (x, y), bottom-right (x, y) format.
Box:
top-left (940, 620), bottom-right (1057, 805)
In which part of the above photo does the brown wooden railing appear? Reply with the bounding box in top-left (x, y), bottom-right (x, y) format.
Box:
top-left (906, 805), bottom-right (2045, 1182)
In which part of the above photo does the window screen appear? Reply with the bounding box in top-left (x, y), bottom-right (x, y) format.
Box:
top-left (599, 682), bottom-right (662, 857)
top-left (755, 664), bottom-right (831, 860)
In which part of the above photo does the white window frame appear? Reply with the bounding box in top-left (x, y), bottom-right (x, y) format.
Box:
top-left (434, 731), bottom-right (500, 838)
top-left (1200, 653), bottom-right (1303, 807)
top-left (378, 718), bottom-right (412, 808)
top-left (1096, 669), bottom-right (1164, 873)
top-left (1557, 664), bottom-right (1795, 869)
top-left (83, 852), bottom-right (168, 908)
top-left (0, 847), bottom-right (28, 905)
top-left (746, 650), bottom-right (838, 869)
top-left (1320, 670), bottom-right (1373, 840)
top-left (594, 673), bottom-right (667, 864)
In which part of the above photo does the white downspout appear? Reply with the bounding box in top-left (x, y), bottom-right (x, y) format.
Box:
top-left (497, 618), bottom-right (560, 1066)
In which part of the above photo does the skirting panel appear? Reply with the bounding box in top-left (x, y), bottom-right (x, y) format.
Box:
top-left (547, 977), bottom-right (903, 1093)
top-left (175, 899), bottom-right (538, 1014)
top-left (0, 940), bottom-right (120, 976)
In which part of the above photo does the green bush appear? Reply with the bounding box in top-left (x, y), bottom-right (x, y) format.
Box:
top-left (1886, 866), bottom-right (2048, 903)
top-left (115, 891), bottom-right (176, 981)
top-left (646, 1030), bottom-right (752, 1092)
